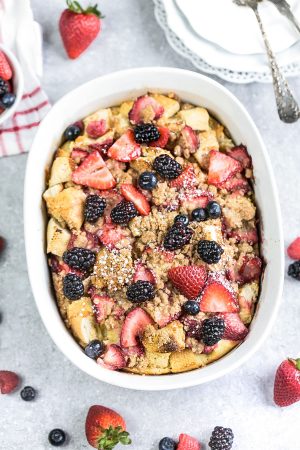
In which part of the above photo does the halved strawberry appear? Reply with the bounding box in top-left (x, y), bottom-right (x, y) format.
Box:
top-left (219, 175), bottom-right (250, 193)
top-left (155, 312), bottom-right (181, 328)
top-left (133, 261), bottom-right (155, 284)
top-left (86, 119), bottom-right (108, 139)
top-left (98, 345), bottom-right (126, 371)
top-left (0, 371), bottom-right (20, 394)
top-left (107, 130), bottom-right (141, 162)
top-left (120, 307), bottom-right (154, 347)
top-left (89, 137), bottom-right (114, 156)
top-left (177, 433), bottom-right (201, 450)
top-left (178, 125), bottom-right (199, 153)
top-left (179, 189), bottom-right (213, 209)
top-left (168, 265), bottom-right (207, 299)
top-left (0, 51), bottom-right (12, 81)
top-left (287, 237), bottom-right (300, 260)
top-left (92, 295), bottom-right (115, 323)
top-left (120, 184), bottom-right (151, 216)
top-left (149, 126), bottom-right (170, 148)
top-left (99, 223), bottom-right (127, 249)
top-left (129, 95), bottom-right (164, 124)
top-left (71, 148), bottom-right (89, 162)
top-left (208, 150), bottom-right (242, 186)
top-left (200, 278), bottom-right (239, 313)
top-left (228, 227), bottom-right (258, 245)
top-left (239, 256), bottom-right (262, 283)
top-left (170, 166), bottom-right (197, 189)
top-left (227, 144), bottom-right (252, 169)
top-left (218, 313), bottom-right (248, 340)
top-left (72, 150), bottom-right (116, 189)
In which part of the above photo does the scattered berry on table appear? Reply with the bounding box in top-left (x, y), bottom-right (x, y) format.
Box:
top-left (159, 436), bottom-right (176, 450)
top-left (0, 51), bottom-right (12, 80)
top-left (288, 261), bottom-right (300, 280)
top-left (174, 214), bottom-right (189, 226)
top-left (63, 124), bottom-right (82, 141)
top-left (63, 273), bottom-right (84, 300)
top-left (0, 78), bottom-right (9, 96)
top-left (191, 207), bottom-right (208, 222)
top-left (127, 280), bottom-right (155, 303)
top-left (183, 300), bottom-right (200, 316)
top-left (287, 237), bottom-right (300, 260)
top-left (208, 426), bottom-right (234, 450)
top-left (134, 123), bottom-right (160, 143)
top-left (197, 240), bottom-right (224, 264)
top-left (163, 222), bottom-right (193, 250)
top-left (84, 194), bottom-right (106, 223)
top-left (0, 92), bottom-right (15, 109)
top-left (48, 428), bottom-right (67, 447)
top-left (0, 236), bottom-right (5, 254)
top-left (63, 247), bottom-right (95, 271)
top-left (110, 200), bottom-right (138, 225)
top-left (20, 386), bottom-right (36, 401)
top-left (84, 340), bottom-right (105, 359)
top-left (274, 358), bottom-right (300, 407)
top-left (207, 201), bottom-right (222, 219)
top-left (138, 171), bottom-right (158, 190)
top-left (177, 433), bottom-right (200, 450)
top-left (202, 317), bottom-right (225, 346)
top-left (153, 154), bottom-right (182, 180)
top-left (0, 370), bottom-right (20, 394)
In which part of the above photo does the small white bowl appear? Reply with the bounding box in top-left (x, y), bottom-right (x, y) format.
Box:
top-left (24, 68), bottom-right (284, 391)
top-left (0, 44), bottom-right (24, 125)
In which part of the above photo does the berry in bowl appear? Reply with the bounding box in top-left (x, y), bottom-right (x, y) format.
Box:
top-left (0, 45), bottom-right (23, 125)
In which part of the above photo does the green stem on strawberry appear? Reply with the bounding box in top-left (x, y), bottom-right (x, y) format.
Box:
top-left (97, 426), bottom-right (131, 450)
top-left (288, 358), bottom-right (300, 370)
top-left (66, 0), bottom-right (104, 18)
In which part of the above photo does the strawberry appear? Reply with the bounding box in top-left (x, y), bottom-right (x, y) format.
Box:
top-left (168, 265), bottom-right (207, 299)
top-left (200, 278), bottom-right (239, 313)
top-left (59, 0), bottom-right (103, 59)
top-left (0, 51), bottom-right (12, 81)
top-left (219, 176), bottom-right (250, 193)
top-left (179, 189), bottom-right (212, 210)
top-left (128, 95), bottom-right (164, 124)
top-left (228, 227), bottom-right (258, 245)
top-left (120, 307), bottom-right (154, 347)
top-left (89, 138), bottom-right (114, 156)
top-left (120, 184), bottom-right (150, 216)
top-left (0, 370), bottom-right (20, 394)
top-left (107, 130), bottom-right (141, 162)
top-left (177, 433), bottom-right (201, 450)
top-left (85, 405), bottom-right (131, 449)
top-left (287, 237), bottom-right (300, 260)
top-left (71, 148), bottom-right (89, 162)
top-left (0, 236), bottom-right (6, 254)
top-left (149, 126), bottom-right (170, 148)
top-left (239, 256), bottom-right (262, 283)
top-left (218, 313), bottom-right (248, 340)
top-left (122, 345), bottom-right (144, 358)
top-left (274, 358), bottom-right (300, 407)
top-left (92, 295), bottom-right (115, 323)
top-left (227, 144), bottom-right (252, 169)
top-left (208, 150), bottom-right (242, 186)
top-left (72, 150), bottom-right (116, 189)
top-left (178, 126), bottom-right (199, 153)
top-left (98, 189), bottom-right (124, 223)
top-left (169, 166), bottom-right (197, 189)
top-left (99, 223), bottom-right (126, 249)
top-left (86, 120), bottom-right (108, 139)
top-left (133, 262), bottom-right (155, 284)
top-left (98, 345), bottom-right (126, 371)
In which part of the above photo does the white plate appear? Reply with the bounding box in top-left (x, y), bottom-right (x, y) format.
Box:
top-left (175, 0), bottom-right (300, 55)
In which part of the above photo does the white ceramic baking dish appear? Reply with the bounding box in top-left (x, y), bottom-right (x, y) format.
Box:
top-left (24, 67), bottom-right (284, 390)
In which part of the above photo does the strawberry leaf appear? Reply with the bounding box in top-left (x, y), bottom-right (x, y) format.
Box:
top-left (97, 426), bottom-right (131, 450)
top-left (66, 0), bottom-right (104, 18)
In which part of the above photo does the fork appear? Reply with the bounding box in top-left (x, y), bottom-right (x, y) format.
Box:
top-left (234, 0), bottom-right (300, 123)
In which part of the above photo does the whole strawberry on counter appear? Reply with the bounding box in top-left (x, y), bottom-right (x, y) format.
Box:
top-left (274, 358), bottom-right (300, 407)
top-left (59, 0), bottom-right (104, 59)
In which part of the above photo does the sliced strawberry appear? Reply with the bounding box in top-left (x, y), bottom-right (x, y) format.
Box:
top-left (120, 184), bottom-right (151, 216)
top-left (179, 189), bottom-right (213, 209)
top-left (107, 130), bottom-right (141, 162)
top-left (218, 313), bottom-right (248, 340)
top-left (228, 227), bottom-right (258, 245)
top-left (208, 150), bottom-right (242, 186)
top-left (129, 95), bottom-right (164, 124)
top-left (120, 307), bottom-right (154, 348)
top-left (178, 125), bottom-right (199, 153)
top-left (219, 175), bottom-right (250, 193)
top-left (89, 138), bottom-right (114, 157)
top-left (200, 278), bottom-right (239, 313)
top-left (71, 148), bottom-right (89, 162)
top-left (227, 144), bottom-right (252, 169)
top-left (155, 312), bottom-right (181, 328)
top-left (239, 256), bottom-right (262, 283)
top-left (170, 166), bottom-right (197, 189)
top-left (98, 345), bottom-right (126, 370)
top-left (287, 237), bottom-right (300, 260)
top-left (158, 247), bottom-right (175, 263)
top-left (0, 51), bottom-right (12, 81)
top-left (98, 189), bottom-right (124, 224)
top-left (177, 433), bottom-right (201, 450)
top-left (133, 262), bottom-right (155, 284)
top-left (122, 345), bottom-right (144, 358)
top-left (72, 150), bottom-right (116, 190)
top-left (92, 295), bottom-right (115, 323)
top-left (149, 126), bottom-right (170, 148)
top-left (0, 371), bottom-right (20, 394)
top-left (86, 119), bottom-right (108, 139)
top-left (99, 223), bottom-right (127, 249)
top-left (168, 265), bottom-right (207, 299)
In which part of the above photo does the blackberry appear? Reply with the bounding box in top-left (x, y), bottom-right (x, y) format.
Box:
top-left (0, 93), bottom-right (15, 109)
top-left (84, 194), bottom-right (106, 223)
top-left (183, 300), bottom-right (200, 316)
top-left (202, 317), bottom-right (225, 346)
top-left (48, 429), bottom-right (67, 447)
top-left (63, 274), bottom-right (84, 300)
top-left (163, 222), bottom-right (193, 251)
top-left (174, 214), bottom-right (189, 226)
top-left (63, 124), bottom-right (82, 142)
top-left (85, 340), bottom-right (105, 359)
top-left (191, 208), bottom-right (208, 222)
top-left (288, 261), bottom-right (300, 280)
top-left (127, 280), bottom-right (155, 303)
top-left (209, 426), bottom-right (234, 450)
top-left (0, 78), bottom-right (9, 96)
top-left (63, 247), bottom-right (95, 271)
top-left (134, 123), bottom-right (160, 143)
top-left (138, 171), bottom-right (158, 190)
top-left (197, 240), bottom-right (224, 264)
top-left (153, 154), bottom-right (182, 180)
top-left (20, 386), bottom-right (36, 401)
top-left (110, 200), bottom-right (138, 225)
top-left (159, 437), bottom-right (176, 450)
top-left (207, 201), bottom-right (222, 219)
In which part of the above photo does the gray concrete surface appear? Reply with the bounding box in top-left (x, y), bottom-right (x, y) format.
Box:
top-left (1, 0), bottom-right (300, 448)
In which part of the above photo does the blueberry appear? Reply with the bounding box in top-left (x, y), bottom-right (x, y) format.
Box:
top-left (174, 214), bottom-right (189, 226)
top-left (48, 429), bottom-right (66, 447)
top-left (159, 437), bottom-right (176, 450)
top-left (191, 208), bottom-right (208, 222)
top-left (84, 340), bottom-right (105, 359)
top-left (138, 171), bottom-right (158, 190)
top-left (207, 201), bottom-right (222, 219)
top-left (20, 386), bottom-right (36, 401)
top-left (0, 92), bottom-right (16, 109)
top-left (183, 300), bottom-right (200, 315)
top-left (63, 124), bottom-right (82, 142)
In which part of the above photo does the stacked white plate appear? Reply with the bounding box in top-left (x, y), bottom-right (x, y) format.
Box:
top-left (153, 0), bottom-right (300, 83)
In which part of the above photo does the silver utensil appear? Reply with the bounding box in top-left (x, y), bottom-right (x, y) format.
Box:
top-left (267, 0), bottom-right (300, 34)
top-left (234, 0), bottom-right (300, 123)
